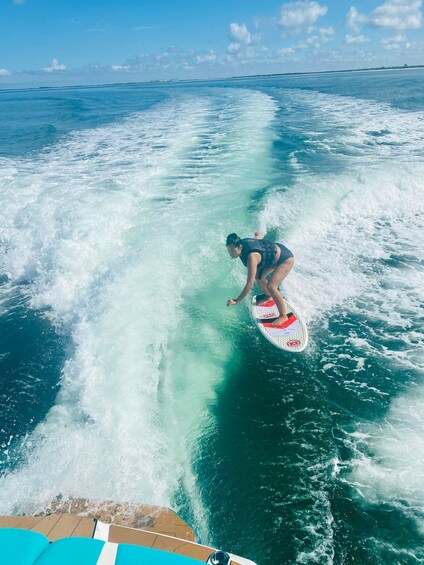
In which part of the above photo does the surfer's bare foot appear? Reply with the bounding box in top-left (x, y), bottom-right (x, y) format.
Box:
top-left (271, 315), bottom-right (288, 326)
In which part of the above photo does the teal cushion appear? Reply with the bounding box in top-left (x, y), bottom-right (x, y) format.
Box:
top-left (34, 537), bottom-right (105, 564)
top-left (116, 544), bottom-right (203, 564)
top-left (0, 528), bottom-right (49, 565)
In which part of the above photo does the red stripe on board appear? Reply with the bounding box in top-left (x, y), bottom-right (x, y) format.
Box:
top-left (262, 315), bottom-right (298, 329)
top-left (257, 299), bottom-right (275, 308)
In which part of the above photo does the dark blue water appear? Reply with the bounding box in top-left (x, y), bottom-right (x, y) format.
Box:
top-left (0, 86), bottom-right (167, 156)
top-left (0, 280), bottom-right (67, 468)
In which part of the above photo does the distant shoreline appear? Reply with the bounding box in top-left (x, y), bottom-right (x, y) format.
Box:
top-left (229, 64), bottom-right (424, 80)
top-left (1, 64), bottom-right (423, 93)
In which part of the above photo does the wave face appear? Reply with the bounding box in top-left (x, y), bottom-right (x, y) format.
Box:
top-left (1, 71), bottom-right (424, 564)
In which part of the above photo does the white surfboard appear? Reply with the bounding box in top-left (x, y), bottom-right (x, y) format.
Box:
top-left (251, 294), bottom-right (308, 352)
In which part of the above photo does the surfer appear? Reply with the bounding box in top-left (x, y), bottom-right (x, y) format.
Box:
top-left (226, 232), bottom-right (294, 326)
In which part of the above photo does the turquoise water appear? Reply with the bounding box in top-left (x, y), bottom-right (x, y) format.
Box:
top-left (0, 70), bottom-right (423, 564)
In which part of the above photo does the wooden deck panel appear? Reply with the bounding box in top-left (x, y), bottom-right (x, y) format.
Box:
top-left (0, 514), bottom-right (95, 541)
top-left (0, 516), bottom-right (43, 530)
top-left (152, 535), bottom-right (188, 552)
top-left (71, 517), bottom-right (95, 538)
top-left (30, 514), bottom-right (62, 537)
top-left (174, 543), bottom-right (213, 561)
top-left (109, 525), bottom-right (157, 548)
top-left (48, 513), bottom-right (83, 541)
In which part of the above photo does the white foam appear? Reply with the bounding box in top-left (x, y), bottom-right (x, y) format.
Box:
top-left (0, 88), bottom-right (278, 527)
top-left (344, 384), bottom-right (424, 532)
top-left (260, 89), bottom-right (424, 353)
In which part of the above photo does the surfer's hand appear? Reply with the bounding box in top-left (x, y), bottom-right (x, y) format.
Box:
top-left (254, 231), bottom-right (263, 239)
top-left (227, 299), bottom-right (238, 306)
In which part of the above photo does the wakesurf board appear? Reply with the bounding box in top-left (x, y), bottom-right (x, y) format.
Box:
top-left (251, 294), bottom-right (308, 352)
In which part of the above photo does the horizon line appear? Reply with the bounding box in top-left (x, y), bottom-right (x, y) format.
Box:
top-left (1, 63), bottom-right (423, 93)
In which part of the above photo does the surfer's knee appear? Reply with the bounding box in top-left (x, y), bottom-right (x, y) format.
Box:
top-left (267, 282), bottom-right (279, 293)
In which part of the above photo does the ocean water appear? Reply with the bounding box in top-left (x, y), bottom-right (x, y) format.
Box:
top-left (0, 69), bottom-right (423, 564)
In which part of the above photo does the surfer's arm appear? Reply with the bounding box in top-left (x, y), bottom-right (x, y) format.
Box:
top-left (234, 254), bottom-right (259, 303)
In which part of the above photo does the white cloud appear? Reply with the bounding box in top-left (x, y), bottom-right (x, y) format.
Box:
top-left (380, 33), bottom-right (408, 48)
top-left (279, 1), bottom-right (327, 34)
top-left (277, 47), bottom-right (295, 56)
top-left (370, 0), bottom-right (422, 30)
top-left (380, 32), bottom-right (406, 43)
top-left (229, 22), bottom-right (254, 44)
top-left (316, 25), bottom-right (334, 42)
top-left (125, 46), bottom-right (223, 75)
top-left (43, 59), bottom-right (67, 72)
top-left (196, 50), bottom-right (217, 63)
top-left (227, 22), bottom-right (260, 61)
top-left (345, 33), bottom-right (370, 44)
top-left (291, 25), bottom-right (334, 49)
top-left (0, 68), bottom-right (11, 76)
top-left (111, 65), bottom-right (130, 71)
top-left (346, 6), bottom-right (368, 32)
top-left (226, 43), bottom-right (261, 63)
top-left (299, 26), bottom-right (334, 46)
top-left (155, 51), bottom-right (171, 61)
top-left (228, 43), bottom-right (241, 53)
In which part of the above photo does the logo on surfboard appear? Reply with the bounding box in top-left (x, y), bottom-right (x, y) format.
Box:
top-left (260, 312), bottom-right (278, 319)
top-left (287, 340), bottom-right (301, 347)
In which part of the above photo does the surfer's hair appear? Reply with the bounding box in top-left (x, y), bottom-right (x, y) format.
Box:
top-left (226, 233), bottom-right (242, 247)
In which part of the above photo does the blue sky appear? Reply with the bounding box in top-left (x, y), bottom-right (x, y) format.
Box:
top-left (1, 0), bottom-right (423, 86)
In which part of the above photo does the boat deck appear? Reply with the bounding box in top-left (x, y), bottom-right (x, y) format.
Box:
top-left (0, 512), bottom-right (245, 565)
top-left (0, 513), bottom-right (93, 541)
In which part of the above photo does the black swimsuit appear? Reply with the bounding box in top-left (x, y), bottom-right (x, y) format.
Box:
top-left (257, 243), bottom-right (294, 279)
top-left (275, 243), bottom-right (294, 265)
top-left (240, 238), bottom-right (294, 279)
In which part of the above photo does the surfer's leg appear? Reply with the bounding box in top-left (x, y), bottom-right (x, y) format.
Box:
top-left (256, 279), bottom-right (269, 298)
top-left (256, 267), bottom-right (274, 302)
top-left (267, 257), bottom-right (295, 326)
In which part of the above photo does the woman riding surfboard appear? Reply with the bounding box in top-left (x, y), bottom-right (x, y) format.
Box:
top-left (226, 232), bottom-right (294, 326)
